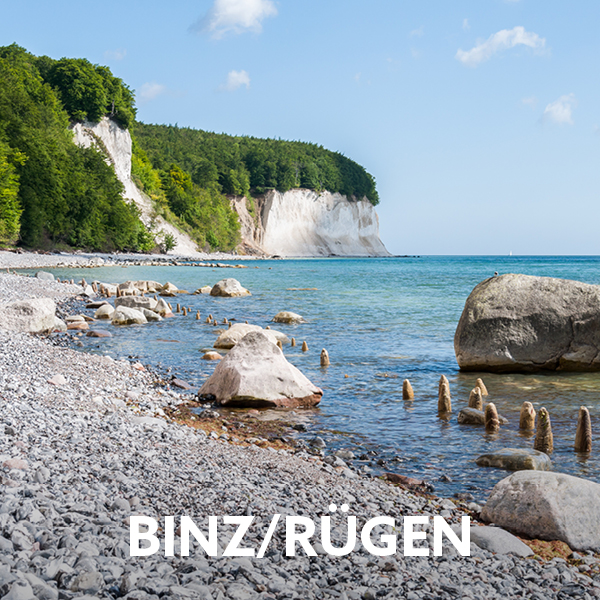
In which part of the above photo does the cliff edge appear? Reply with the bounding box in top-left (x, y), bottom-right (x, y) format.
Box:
top-left (232, 189), bottom-right (389, 257)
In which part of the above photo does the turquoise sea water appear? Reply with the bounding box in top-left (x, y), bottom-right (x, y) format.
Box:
top-left (40, 256), bottom-right (600, 501)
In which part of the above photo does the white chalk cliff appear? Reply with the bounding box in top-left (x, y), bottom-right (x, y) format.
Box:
top-left (232, 190), bottom-right (389, 257)
top-left (71, 118), bottom-right (389, 257)
top-left (71, 118), bottom-right (201, 256)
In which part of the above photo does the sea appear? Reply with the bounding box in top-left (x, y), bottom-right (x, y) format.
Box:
top-left (38, 255), bottom-right (600, 502)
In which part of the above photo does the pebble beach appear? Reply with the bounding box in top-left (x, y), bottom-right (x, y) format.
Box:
top-left (1, 252), bottom-right (599, 599)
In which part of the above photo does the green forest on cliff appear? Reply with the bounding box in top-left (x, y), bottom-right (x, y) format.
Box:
top-left (0, 44), bottom-right (379, 252)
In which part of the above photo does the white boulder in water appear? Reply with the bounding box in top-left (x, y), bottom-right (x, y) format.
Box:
top-left (200, 331), bottom-right (323, 408)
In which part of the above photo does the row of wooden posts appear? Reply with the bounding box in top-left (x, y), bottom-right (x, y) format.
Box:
top-left (402, 375), bottom-right (592, 454)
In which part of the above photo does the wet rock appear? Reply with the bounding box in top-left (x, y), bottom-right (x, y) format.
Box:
top-left (475, 448), bottom-right (552, 471)
top-left (193, 286), bottom-right (212, 295)
top-left (86, 329), bottom-right (112, 338)
top-left (94, 304), bottom-right (115, 319)
top-left (272, 311), bottom-right (306, 324)
top-left (112, 306), bottom-right (148, 326)
top-left (199, 331), bottom-right (323, 408)
top-left (142, 308), bottom-right (162, 322)
top-left (210, 278), bottom-right (250, 297)
top-left (201, 351), bottom-right (223, 360)
top-left (115, 296), bottom-right (157, 311)
top-left (35, 271), bottom-right (54, 281)
top-left (482, 471), bottom-right (600, 551)
top-left (457, 407), bottom-right (508, 425)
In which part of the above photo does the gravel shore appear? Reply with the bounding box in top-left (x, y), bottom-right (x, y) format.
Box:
top-left (0, 271), bottom-right (599, 599)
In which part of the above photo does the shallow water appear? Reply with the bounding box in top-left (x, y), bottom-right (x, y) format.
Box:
top-left (38, 256), bottom-right (600, 501)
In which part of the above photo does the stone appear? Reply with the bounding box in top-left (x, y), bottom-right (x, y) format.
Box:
top-left (3, 458), bottom-right (28, 470)
top-left (272, 311), bottom-right (306, 324)
top-left (210, 278), bottom-right (251, 297)
top-left (469, 526), bottom-right (533, 557)
top-left (115, 296), bottom-right (157, 311)
top-left (0, 298), bottom-right (56, 333)
top-left (201, 351), bottom-right (223, 360)
top-left (485, 402), bottom-right (500, 432)
top-left (142, 308), bottom-right (162, 322)
top-left (455, 273), bottom-right (600, 372)
top-left (53, 317), bottom-right (67, 332)
top-left (2, 580), bottom-right (35, 600)
top-left (199, 331), bottom-right (323, 408)
top-left (519, 401), bottom-right (536, 430)
top-left (171, 378), bottom-right (192, 390)
top-left (67, 321), bottom-right (89, 331)
top-left (468, 387), bottom-right (483, 410)
top-left (475, 448), bottom-right (552, 471)
top-left (86, 329), bottom-right (112, 338)
top-left (481, 471), bottom-right (600, 551)
top-left (214, 323), bottom-right (288, 349)
top-left (152, 298), bottom-right (172, 316)
top-left (457, 407), bottom-right (508, 425)
top-left (65, 315), bottom-right (85, 322)
top-left (534, 407), bottom-right (553, 453)
top-left (94, 304), bottom-right (115, 319)
top-left (402, 379), bottom-right (414, 400)
top-left (476, 378), bottom-right (488, 395)
top-left (574, 406), bottom-right (592, 453)
top-left (112, 306), bottom-right (147, 326)
top-left (193, 286), bottom-right (212, 294)
top-left (85, 300), bottom-right (109, 309)
top-left (48, 374), bottom-right (67, 386)
top-left (35, 271), bottom-right (54, 281)
top-left (161, 282), bottom-right (179, 293)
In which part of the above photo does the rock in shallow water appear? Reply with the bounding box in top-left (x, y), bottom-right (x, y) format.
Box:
top-left (475, 448), bottom-right (551, 471)
top-left (200, 331), bottom-right (322, 408)
top-left (272, 310), bottom-right (306, 324)
top-left (454, 273), bottom-right (600, 372)
top-left (214, 323), bottom-right (288, 349)
top-left (210, 278), bottom-right (250, 297)
top-left (481, 470), bottom-right (600, 551)
top-left (457, 407), bottom-right (508, 425)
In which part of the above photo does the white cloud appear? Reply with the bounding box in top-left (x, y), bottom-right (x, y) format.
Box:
top-left (194, 0), bottom-right (277, 39)
top-left (219, 70), bottom-right (250, 92)
top-left (462, 19), bottom-right (470, 32)
top-left (139, 82), bottom-right (166, 103)
top-left (522, 96), bottom-right (537, 108)
top-left (456, 26), bottom-right (545, 67)
top-left (543, 94), bottom-right (576, 125)
top-left (104, 48), bottom-right (126, 61)
top-left (409, 27), bottom-right (423, 38)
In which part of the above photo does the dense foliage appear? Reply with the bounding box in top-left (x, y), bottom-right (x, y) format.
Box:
top-left (134, 123), bottom-right (380, 205)
top-left (0, 44), bottom-right (150, 250)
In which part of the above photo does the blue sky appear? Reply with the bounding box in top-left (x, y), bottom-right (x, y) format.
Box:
top-left (2, 1), bottom-right (599, 254)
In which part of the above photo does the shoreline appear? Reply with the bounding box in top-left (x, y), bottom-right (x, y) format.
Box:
top-left (0, 270), bottom-right (598, 598)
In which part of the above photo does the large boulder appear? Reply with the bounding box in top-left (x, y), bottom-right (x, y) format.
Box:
top-left (111, 306), bottom-right (147, 326)
top-left (199, 331), bottom-right (323, 408)
top-left (214, 323), bottom-right (288, 349)
top-left (210, 278), bottom-right (250, 297)
top-left (481, 471), bottom-right (600, 551)
top-left (455, 274), bottom-right (600, 372)
top-left (114, 296), bottom-right (157, 311)
top-left (0, 298), bottom-right (56, 333)
top-left (475, 448), bottom-right (551, 471)
top-left (94, 304), bottom-right (115, 320)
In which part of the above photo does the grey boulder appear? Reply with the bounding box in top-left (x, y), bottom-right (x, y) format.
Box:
top-left (481, 470), bottom-right (600, 551)
top-left (455, 273), bottom-right (600, 372)
top-left (0, 298), bottom-right (56, 333)
top-left (199, 331), bottom-right (323, 408)
top-left (475, 448), bottom-right (551, 471)
top-left (469, 526), bottom-right (533, 557)
top-left (35, 271), bottom-right (54, 281)
top-left (210, 278), bottom-right (251, 297)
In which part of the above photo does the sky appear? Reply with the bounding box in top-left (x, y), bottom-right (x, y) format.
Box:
top-left (2, 0), bottom-right (599, 255)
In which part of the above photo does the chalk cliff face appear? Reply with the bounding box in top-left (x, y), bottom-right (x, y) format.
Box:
top-left (71, 118), bottom-right (388, 257)
top-left (71, 118), bottom-right (201, 256)
top-left (232, 190), bottom-right (389, 257)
